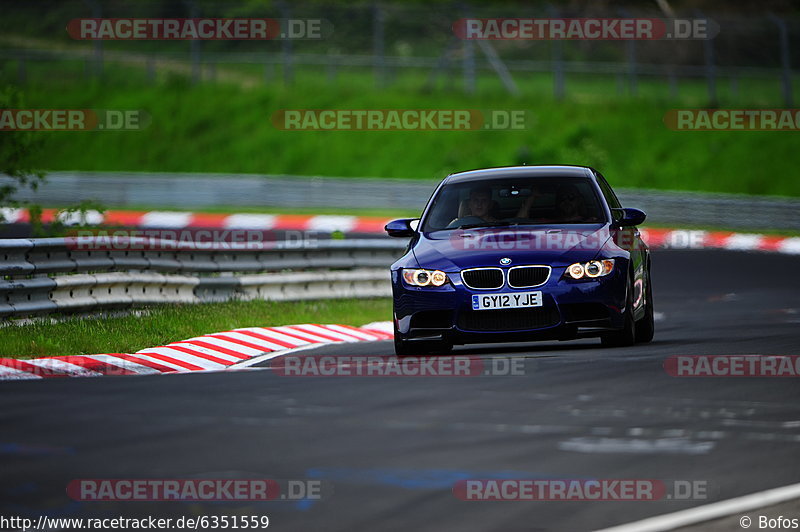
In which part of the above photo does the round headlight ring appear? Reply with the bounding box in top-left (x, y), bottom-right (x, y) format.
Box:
top-left (585, 260), bottom-right (603, 278)
top-left (431, 270), bottom-right (447, 286)
top-left (567, 263), bottom-right (585, 279)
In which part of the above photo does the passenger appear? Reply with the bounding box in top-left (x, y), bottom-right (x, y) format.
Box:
top-left (517, 184), bottom-right (597, 223)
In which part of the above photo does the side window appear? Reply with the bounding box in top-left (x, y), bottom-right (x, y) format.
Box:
top-left (595, 173), bottom-right (622, 209)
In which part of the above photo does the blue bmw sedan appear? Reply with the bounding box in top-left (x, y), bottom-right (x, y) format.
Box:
top-left (385, 165), bottom-right (654, 356)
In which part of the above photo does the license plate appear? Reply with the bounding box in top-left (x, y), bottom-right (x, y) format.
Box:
top-left (471, 291), bottom-right (543, 310)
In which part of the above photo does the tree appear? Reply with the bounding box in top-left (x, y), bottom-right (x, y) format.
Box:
top-left (0, 86), bottom-right (45, 222)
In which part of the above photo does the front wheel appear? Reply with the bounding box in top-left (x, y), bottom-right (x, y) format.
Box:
top-left (601, 275), bottom-right (636, 348)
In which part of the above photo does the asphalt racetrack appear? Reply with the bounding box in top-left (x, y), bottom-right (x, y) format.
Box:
top-left (2, 249), bottom-right (799, 531)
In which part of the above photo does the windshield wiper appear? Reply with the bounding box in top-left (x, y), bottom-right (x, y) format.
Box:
top-left (458, 221), bottom-right (517, 230)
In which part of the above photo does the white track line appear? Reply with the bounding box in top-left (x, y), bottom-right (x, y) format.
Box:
top-left (596, 481), bottom-right (800, 532)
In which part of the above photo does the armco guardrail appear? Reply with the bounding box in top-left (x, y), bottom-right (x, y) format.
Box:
top-left (8, 172), bottom-right (800, 231)
top-left (0, 237), bottom-right (407, 319)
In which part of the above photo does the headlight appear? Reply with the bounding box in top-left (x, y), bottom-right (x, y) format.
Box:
top-left (564, 259), bottom-right (614, 280)
top-left (402, 268), bottom-right (448, 287)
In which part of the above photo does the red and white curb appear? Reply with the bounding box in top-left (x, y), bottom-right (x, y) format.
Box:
top-left (0, 322), bottom-right (394, 381)
top-left (641, 228), bottom-right (800, 254)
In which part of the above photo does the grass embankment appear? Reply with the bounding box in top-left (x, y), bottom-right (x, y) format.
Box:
top-left (0, 298), bottom-right (392, 360)
top-left (4, 62), bottom-right (800, 197)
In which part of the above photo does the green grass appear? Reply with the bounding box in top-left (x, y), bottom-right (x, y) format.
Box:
top-left (0, 298), bottom-right (392, 360)
top-left (4, 62), bottom-right (800, 197)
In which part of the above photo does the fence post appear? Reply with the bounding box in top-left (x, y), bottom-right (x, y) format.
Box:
top-left (549, 6), bottom-right (564, 100)
top-left (729, 72), bottom-right (739, 100)
top-left (769, 13), bottom-right (793, 107)
top-left (327, 51), bottom-right (338, 84)
top-left (668, 67), bottom-right (678, 100)
top-left (704, 38), bottom-right (717, 105)
top-left (619, 8), bottom-right (637, 96)
top-left (17, 53), bottom-right (26, 84)
top-left (696, 10), bottom-right (717, 105)
top-left (373, 3), bottom-right (386, 88)
top-left (459, 3), bottom-right (476, 94)
top-left (280, 2), bottom-right (294, 85)
top-left (462, 38), bottom-right (475, 94)
top-left (626, 40), bottom-right (638, 96)
top-left (84, 0), bottom-right (103, 78)
top-left (184, 0), bottom-right (201, 84)
top-left (264, 61), bottom-right (273, 84)
top-left (147, 55), bottom-right (156, 84)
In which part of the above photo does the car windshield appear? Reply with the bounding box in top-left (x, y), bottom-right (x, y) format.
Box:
top-left (421, 176), bottom-right (606, 231)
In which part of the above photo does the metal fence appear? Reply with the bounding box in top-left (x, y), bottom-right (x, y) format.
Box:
top-left (0, 237), bottom-right (406, 319)
top-left (9, 171), bottom-right (800, 232)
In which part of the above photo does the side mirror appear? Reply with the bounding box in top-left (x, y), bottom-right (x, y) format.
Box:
top-left (613, 208), bottom-right (646, 227)
top-left (385, 218), bottom-right (419, 237)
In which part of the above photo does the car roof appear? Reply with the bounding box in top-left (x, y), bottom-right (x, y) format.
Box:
top-left (444, 165), bottom-right (595, 184)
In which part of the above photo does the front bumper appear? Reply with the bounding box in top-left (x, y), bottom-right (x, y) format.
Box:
top-left (392, 265), bottom-right (627, 345)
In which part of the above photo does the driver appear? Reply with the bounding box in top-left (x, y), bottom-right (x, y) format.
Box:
top-left (465, 186), bottom-right (498, 222)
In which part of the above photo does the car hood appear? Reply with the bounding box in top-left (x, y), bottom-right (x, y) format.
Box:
top-left (412, 224), bottom-right (611, 271)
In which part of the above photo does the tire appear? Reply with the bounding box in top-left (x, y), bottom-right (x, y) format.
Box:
top-left (635, 264), bottom-right (655, 344)
top-left (601, 274), bottom-right (636, 348)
